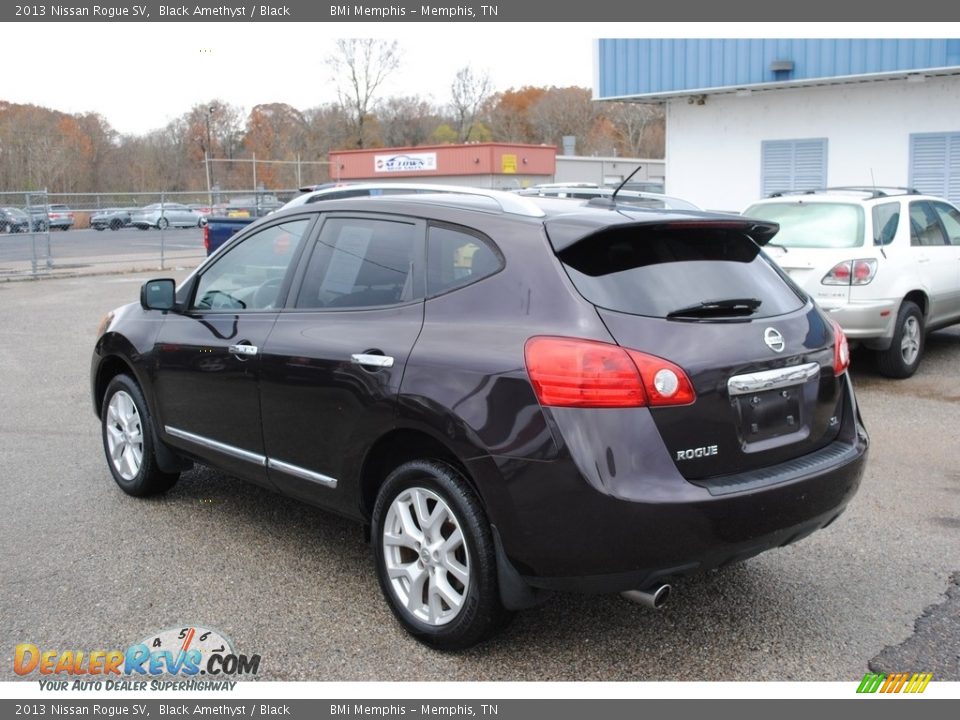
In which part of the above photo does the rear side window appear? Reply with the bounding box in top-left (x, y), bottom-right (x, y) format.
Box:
top-left (872, 203), bottom-right (901, 245)
top-left (909, 202), bottom-right (948, 246)
top-left (295, 217), bottom-right (419, 309)
top-left (931, 201), bottom-right (960, 244)
top-left (744, 202), bottom-right (864, 248)
top-left (558, 226), bottom-right (805, 320)
top-left (426, 224), bottom-right (502, 296)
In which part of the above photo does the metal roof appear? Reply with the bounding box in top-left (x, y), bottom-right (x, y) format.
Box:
top-left (596, 39), bottom-right (960, 101)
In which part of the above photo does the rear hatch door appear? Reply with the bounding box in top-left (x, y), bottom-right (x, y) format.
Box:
top-left (547, 214), bottom-right (846, 480)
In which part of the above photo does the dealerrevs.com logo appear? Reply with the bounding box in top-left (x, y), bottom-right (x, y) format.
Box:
top-left (15, 626), bottom-right (260, 691)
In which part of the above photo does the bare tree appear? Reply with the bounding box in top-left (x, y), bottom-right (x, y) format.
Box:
top-left (378, 96), bottom-right (440, 148)
top-left (603, 102), bottom-right (665, 158)
top-left (528, 87), bottom-right (597, 151)
top-left (450, 65), bottom-right (492, 142)
top-left (327, 39), bottom-right (401, 148)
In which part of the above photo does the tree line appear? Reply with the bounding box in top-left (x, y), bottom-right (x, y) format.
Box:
top-left (0, 41), bottom-right (663, 194)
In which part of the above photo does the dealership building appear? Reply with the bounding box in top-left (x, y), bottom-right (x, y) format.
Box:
top-left (329, 143), bottom-right (665, 190)
top-left (594, 39), bottom-right (960, 211)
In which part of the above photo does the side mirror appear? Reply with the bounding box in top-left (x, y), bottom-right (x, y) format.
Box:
top-left (140, 278), bottom-right (176, 311)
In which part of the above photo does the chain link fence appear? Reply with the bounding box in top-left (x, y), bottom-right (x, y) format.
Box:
top-left (0, 188), bottom-right (302, 279)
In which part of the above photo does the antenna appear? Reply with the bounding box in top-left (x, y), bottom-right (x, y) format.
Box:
top-left (588, 165), bottom-right (645, 210)
top-left (611, 165), bottom-right (643, 205)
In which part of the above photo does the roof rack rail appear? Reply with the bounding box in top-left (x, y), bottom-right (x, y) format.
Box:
top-left (768, 186), bottom-right (921, 199)
top-left (823, 186), bottom-right (921, 198)
top-left (361, 183), bottom-right (546, 218)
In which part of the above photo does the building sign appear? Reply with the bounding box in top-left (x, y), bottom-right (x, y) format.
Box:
top-left (501, 154), bottom-right (518, 174)
top-left (374, 152), bottom-right (437, 173)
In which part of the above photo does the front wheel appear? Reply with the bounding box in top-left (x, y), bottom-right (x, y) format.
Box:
top-left (371, 460), bottom-right (511, 650)
top-left (157, 217), bottom-right (169, 230)
top-left (877, 300), bottom-right (924, 378)
top-left (101, 374), bottom-right (180, 496)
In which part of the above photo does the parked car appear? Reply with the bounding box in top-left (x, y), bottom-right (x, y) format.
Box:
top-left (47, 204), bottom-right (75, 230)
top-left (92, 188), bottom-right (867, 649)
top-left (0, 207), bottom-right (32, 233)
top-left (90, 208), bottom-right (133, 231)
top-left (130, 203), bottom-right (204, 230)
top-left (24, 206), bottom-right (50, 232)
top-left (744, 187), bottom-right (960, 378)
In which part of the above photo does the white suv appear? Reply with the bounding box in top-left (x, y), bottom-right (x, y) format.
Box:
top-left (744, 188), bottom-right (960, 378)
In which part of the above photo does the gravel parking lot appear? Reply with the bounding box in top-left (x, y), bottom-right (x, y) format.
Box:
top-left (1, 271), bottom-right (958, 682)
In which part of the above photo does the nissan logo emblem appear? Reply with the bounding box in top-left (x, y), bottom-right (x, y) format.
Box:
top-left (764, 328), bottom-right (785, 353)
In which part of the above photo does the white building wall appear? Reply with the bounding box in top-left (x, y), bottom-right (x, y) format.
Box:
top-left (665, 77), bottom-right (960, 212)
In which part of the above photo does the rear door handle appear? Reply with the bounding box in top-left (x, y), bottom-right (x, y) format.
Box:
top-left (351, 353), bottom-right (394, 368)
top-left (228, 344), bottom-right (259, 357)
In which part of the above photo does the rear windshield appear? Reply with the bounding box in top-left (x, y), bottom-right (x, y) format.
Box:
top-left (557, 226), bottom-right (805, 320)
top-left (743, 202), bottom-right (864, 248)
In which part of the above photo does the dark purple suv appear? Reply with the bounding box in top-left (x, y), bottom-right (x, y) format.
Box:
top-left (91, 190), bottom-right (868, 649)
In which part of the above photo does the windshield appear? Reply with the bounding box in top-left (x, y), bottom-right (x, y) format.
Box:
top-left (744, 202), bottom-right (864, 249)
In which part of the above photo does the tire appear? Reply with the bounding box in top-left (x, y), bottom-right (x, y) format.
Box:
top-left (877, 300), bottom-right (924, 379)
top-left (95, 225), bottom-right (105, 231)
top-left (372, 459), bottom-right (511, 650)
top-left (110, 219), bottom-right (122, 231)
top-left (101, 374), bottom-right (180, 497)
top-left (157, 217), bottom-right (169, 230)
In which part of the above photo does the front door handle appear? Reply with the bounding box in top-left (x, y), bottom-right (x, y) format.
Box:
top-left (351, 353), bottom-right (394, 368)
top-left (228, 343), bottom-right (259, 357)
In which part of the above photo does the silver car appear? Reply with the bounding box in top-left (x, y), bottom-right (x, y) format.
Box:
top-left (130, 203), bottom-right (203, 230)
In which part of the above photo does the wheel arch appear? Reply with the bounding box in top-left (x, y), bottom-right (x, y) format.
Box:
top-left (357, 427), bottom-right (479, 521)
top-left (94, 351), bottom-right (190, 474)
top-left (902, 289), bottom-right (928, 318)
top-left (93, 353), bottom-right (139, 420)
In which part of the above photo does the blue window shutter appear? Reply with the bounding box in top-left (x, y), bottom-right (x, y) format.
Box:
top-left (910, 133), bottom-right (960, 205)
top-left (762, 139), bottom-right (827, 197)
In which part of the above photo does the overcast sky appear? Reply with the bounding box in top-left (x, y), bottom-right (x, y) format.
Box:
top-left (1, 22), bottom-right (951, 136)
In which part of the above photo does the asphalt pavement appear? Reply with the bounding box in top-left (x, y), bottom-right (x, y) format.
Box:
top-left (0, 227), bottom-right (205, 279)
top-left (0, 270), bottom-right (957, 682)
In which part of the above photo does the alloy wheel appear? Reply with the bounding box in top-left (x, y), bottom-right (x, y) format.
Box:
top-left (900, 316), bottom-right (921, 366)
top-left (105, 390), bottom-right (144, 481)
top-left (381, 486), bottom-right (470, 626)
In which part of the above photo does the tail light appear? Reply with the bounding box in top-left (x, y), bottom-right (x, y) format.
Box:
top-left (822, 259), bottom-right (877, 286)
top-left (523, 336), bottom-right (696, 408)
top-left (202, 223), bottom-right (210, 253)
top-left (831, 319), bottom-right (850, 376)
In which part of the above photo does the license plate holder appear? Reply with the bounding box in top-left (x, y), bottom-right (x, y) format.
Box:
top-left (736, 387), bottom-right (802, 443)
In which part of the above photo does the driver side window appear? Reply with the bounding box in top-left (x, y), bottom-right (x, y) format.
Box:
top-left (193, 219), bottom-right (309, 311)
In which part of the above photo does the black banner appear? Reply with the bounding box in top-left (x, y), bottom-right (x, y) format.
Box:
top-left (2, 0), bottom-right (960, 22)
top-left (1, 699), bottom-right (959, 720)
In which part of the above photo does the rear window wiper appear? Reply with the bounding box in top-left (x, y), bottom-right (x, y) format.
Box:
top-left (666, 297), bottom-right (762, 320)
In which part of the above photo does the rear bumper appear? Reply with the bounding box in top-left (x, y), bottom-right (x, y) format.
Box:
top-left (474, 374), bottom-right (867, 598)
top-left (818, 298), bottom-right (898, 342)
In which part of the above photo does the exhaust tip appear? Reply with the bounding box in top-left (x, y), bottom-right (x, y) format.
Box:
top-left (621, 583), bottom-right (671, 610)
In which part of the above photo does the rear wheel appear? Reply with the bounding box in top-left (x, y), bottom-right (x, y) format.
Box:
top-left (371, 460), bottom-right (511, 650)
top-left (110, 219), bottom-right (122, 230)
top-left (101, 374), bottom-right (179, 496)
top-left (877, 300), bottom-right (924, 378)
top-left (157, 217), bottom-right (169, 230)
